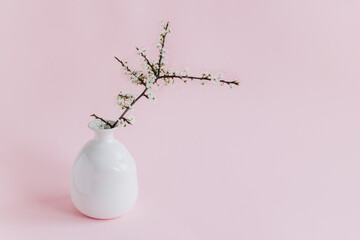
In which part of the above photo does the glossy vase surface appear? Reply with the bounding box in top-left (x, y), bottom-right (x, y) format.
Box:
top-left (71, 120), bottom-right (138, 219)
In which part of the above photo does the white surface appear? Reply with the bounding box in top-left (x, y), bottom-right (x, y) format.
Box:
top-left (71, 120), bottom-right (138, 219)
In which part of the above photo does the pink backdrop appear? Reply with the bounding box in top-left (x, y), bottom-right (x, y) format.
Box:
top-left (1, 0), bottom-right (360, 239)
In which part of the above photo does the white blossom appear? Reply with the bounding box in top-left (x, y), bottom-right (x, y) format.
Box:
top-left (161, 21), bottom-right (168, 28)
top-left (161, 29), bottom-right (170, 36)
top-left (210, 75), bottom-right (220, 83)
top-left (118, 119), bottom-right (125, 127)
top-left (146, 81), bottom-right (154, 89)
top-left (179, 67), bottom-right (189, 76)
top-left (127, 115), bottom-right (135, 124)
top-left (116, 91), bottom-right (135, 110)
top-left (136, 47), bottom-right (147, 56)
top-left (146, 90), bottom-right (156, 101)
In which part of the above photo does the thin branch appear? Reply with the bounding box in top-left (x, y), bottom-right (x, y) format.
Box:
top-left (136, 47), bottom-right (157, 76)
top-left (123, 118), bottom-right (132, 125)
top-left (110, 23), bottom-right (169, 128)
top-left (111, 87), bottom-right (149, 128)
top-left (118, 93), bottom-right (133, 100)
top-left (90, 114), bottom-right (113, 127)
top-left (157, 22), bottom-right (169, 77)
top-left (114, 56), bottom-right (146, 85)
top-left (91, 21), bottom-right (239, 129)
top-left (158, 75), bottom-right (239, 85)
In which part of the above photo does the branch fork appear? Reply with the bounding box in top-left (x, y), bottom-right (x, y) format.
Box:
top-left (92, 22), bottom-right (239, 129)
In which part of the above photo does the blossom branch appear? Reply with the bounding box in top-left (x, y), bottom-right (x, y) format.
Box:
top-left (111, 87), bottom-right (148, 128)
top-left (114, 56), bottom-right (146, 85)
top-left (136, 47), bottom-right (157, 76)
top-left (157, 22), bottom-right (169, 76)
top-left (90, 114), bottom-right (113, 127)
top-left (91, 21), bottom-right (239, 129)
top-left (158, 75), bottom-right (239, 86)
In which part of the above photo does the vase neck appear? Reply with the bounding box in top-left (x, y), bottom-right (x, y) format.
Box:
top-left (88, 119), bottom-right (118, 142)
top-left (93, 130), bottom-right (115, 142)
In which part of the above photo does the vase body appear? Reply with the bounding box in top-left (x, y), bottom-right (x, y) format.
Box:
top-left (71, 120), bottom-right (138, 219)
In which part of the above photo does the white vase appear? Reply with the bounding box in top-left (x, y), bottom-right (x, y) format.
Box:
top-left (71, 120), bottom-right (138, 219)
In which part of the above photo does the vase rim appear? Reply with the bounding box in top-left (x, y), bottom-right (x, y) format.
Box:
top-left (88, 119), bottom-right (119, 131)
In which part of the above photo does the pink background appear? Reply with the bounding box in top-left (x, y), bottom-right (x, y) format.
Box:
top-left (1, 0), bottom-right (360, 239)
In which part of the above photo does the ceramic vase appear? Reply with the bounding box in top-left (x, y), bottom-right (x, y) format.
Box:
top-left (71, 120), bottom-right (138, 219)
